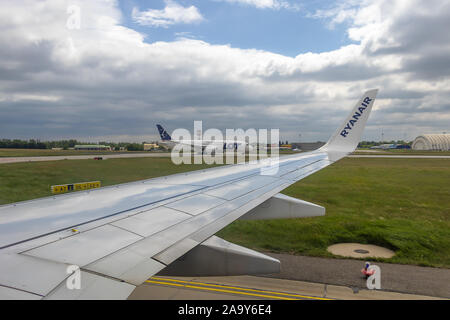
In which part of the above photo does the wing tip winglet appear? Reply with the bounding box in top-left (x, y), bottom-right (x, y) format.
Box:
top-left (320, 89), bottom-right (379, 156)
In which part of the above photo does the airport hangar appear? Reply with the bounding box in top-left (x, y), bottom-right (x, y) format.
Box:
top-left (411, 134), bottom-right (450, 151)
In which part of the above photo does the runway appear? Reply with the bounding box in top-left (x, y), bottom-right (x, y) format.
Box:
top-left (129, 275), bottom-right (443, 300)
top-left (0, 152), bottom-right (449, 164)
top-left (347, 155), bottom-right (450, 159)
top-left (0, 152), bottom-right (173, 164)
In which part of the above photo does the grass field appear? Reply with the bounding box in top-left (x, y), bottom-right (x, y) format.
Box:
top-left (0, 157), bottom-right (448, 268)
top-left (0, 158), bottom-right (216, 204)
top-left (0, 148), bottom-right (157, 157)
top-left (0, 148), bottom-right (297, 157)
top-left (353, 149), bottom-right (450, 156)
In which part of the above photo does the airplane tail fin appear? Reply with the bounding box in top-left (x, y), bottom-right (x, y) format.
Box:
top-left (320, 89), bottom-right (378, 156)
top-left (156, 124), bottom-right (172, 141)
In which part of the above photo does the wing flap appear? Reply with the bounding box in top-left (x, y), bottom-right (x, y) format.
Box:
top-left (23, 224), bottom-right (142, 267)
top-left (86, 250), bottom-right (166, 286)
top-left (0, 253), bottom-right (69, 296)
top-left (0, 286), bottom-right (41, 300)
top-left (44, 270), bottom-right (135, 300)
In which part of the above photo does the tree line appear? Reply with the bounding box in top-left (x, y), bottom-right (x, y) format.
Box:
top-left (357, 140), bottom-right (411, 148)
top-left (0, 139), bottom-right (145, 151)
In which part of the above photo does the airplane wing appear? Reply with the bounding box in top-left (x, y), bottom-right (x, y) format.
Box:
top-left (0, 90), bottom-right (378, 299)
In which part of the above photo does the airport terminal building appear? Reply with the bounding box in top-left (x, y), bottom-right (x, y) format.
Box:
top-left (74, 144), bottom-right (112, 151)
top-left (411, 134), bottom-right (450, 151)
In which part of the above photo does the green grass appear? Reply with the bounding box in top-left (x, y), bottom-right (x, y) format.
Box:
top-left (0, 158), bottom-right (214, 204)
top-left (0, 148), bottom-right (298, 158)
top-left (0, 157), bottom-right (448, 268)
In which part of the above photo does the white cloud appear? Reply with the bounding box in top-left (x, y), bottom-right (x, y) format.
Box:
top-left (217, 0), bottom-right (300, 10)
top-left (132, 1), bottom-right (204, 28)
top-left (309, 0), bottom-right (361, 29)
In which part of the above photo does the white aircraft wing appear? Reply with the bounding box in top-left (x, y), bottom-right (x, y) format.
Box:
top-left (0, 90), bottom-right (377, 299)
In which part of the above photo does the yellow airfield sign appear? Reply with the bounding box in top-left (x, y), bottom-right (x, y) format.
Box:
top-left (51, 181), bottom-right (101, 194)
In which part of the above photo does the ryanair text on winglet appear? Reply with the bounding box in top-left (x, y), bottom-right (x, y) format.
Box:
top-left (51, 181), bottom-right (101, 194)
top-left (340, 96), bottom-right (372, 137)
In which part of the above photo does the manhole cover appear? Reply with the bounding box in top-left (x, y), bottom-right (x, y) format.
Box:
top-left (328, 243), bottom-right (395, 258)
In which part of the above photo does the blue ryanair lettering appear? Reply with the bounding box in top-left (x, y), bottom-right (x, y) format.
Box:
top-left (340, 96), bottom-right (372, 137)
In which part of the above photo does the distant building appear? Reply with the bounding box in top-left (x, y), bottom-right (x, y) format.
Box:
top-left (371, 144), bottom-right (411, 150)
top-left (395, 144), bottom-right (411, 149)
top-left (411, 134), bottom-right (450, 151)
top-left (74, 145), bottom-right (111, 151)
top-left (372, 144), bottom-right (396, 150)
top-left (143, 143), bottom-right (159, 151)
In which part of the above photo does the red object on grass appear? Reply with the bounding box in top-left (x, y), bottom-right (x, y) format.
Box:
top-left (361, 268), bottom-right (375, 276)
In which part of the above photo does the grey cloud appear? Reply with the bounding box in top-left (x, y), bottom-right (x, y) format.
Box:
top-left (362, 1), bottom-right (450, 80)
top-left (0, 0), bottom-right (449, 142)
top-left (402, 53), bottom-right (450, 80)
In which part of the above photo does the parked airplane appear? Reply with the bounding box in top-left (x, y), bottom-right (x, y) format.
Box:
top-left (0, 90), bottom-right (377, 299)
top-left (156, 124), bottom-right (250, 153)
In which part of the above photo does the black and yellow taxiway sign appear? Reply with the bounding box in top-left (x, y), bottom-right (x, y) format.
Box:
top-left (51, 181), bottom-right (101, 194)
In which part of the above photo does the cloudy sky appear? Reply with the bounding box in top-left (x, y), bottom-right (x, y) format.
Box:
top-left (0, 0), bottom-right (449, 143)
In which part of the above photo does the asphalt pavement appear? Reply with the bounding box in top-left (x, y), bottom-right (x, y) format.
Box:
top-left (129, 254), bottom-right (449, 300)
top-left (264, 253), bottom-right (450, 298)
